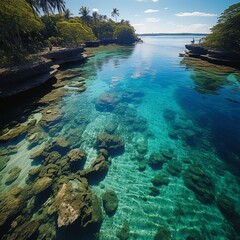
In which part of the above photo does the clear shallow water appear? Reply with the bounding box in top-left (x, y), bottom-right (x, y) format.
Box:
top-left (0, 35), bottom-right (240, 239)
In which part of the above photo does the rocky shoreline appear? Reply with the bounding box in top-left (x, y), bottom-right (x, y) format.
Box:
top-left (183, 44), bottom-right (240, 69)
top-left (0, 47), bottom-right (87, 99)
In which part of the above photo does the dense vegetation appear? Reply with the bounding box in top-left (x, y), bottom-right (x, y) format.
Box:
top-left (0, 0), bottom-right (136, 66)
top-left (203, 3), bottom-right (240, 52)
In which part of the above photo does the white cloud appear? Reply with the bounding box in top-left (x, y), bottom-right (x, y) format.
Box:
top-left (92, 8), bottom-right (99, 12)
top-left (132, 23), bottom-right (145, 26)
top-left (152, 0), bottom-right (159, 2)
top-left (144, 9), bottom-right (159, 13)
top-left (169, 23), bottom-right (211, 33)
top-left (145, 17), bottom-right (160, 22)
top-left (164, 7), bottom-right (168, 10)
top-left (134, 14), bottom-right (140, 17)
top-left (175, 11), bottom-right (217, 17)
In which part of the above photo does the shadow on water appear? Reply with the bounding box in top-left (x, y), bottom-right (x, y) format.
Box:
top-left (178, 57), bottom-right (240, 175)
top-left (0, 77), bottom-right (56, 128)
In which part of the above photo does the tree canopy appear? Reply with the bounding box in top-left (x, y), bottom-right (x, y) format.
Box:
top-left (203, 3), bottom-right (240, 52)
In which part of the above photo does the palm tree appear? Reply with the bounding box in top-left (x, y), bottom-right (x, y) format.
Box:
top-left (52, 0), bottom-right (66, 15)
top-left (39, 0), bottom-right (53, 15)
top-left (111, 8), bottom-right (119, 22)
top-left (79, 6), bottom-right (90, 25)
top-left (26, 0), bottom-right (40, 15)
top-left (92, 11), bottom-right (99, 25)
top-left (64, 8), bottom-right (72, 19)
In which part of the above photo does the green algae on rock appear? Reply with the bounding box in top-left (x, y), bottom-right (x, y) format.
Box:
top-left (55, 181), bottom-right (102, 231)
top-left (32, 177), bottom-right (53, 194)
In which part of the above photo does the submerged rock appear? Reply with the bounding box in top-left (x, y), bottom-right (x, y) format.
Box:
top-left (116, 220), bottom-right (130, 240)
top-left (183, 165), bottom-right (215, 204)
top-left (96, 133), bottom-right (124, 156)
top-left (32, 177), bottom-right (53, 194)
top-left (151, 173), bottom-right (170, 187)
top-left (161, 148), bottom-right (174, 160)
top-left (67, 149), bottom-right (86, 169)
top-left (149, 186), bottom-right (160, 197)
top-left (95, 92), bottom-right (120, 111)
top-left (0, 125), bottom-right (27, 142)
top-left (102, 190), bottom-right (119, 216)
top-left (148, 153), bottom-right (165, 169)
top-left (55, 181), bottom-right (102, 230)
top-left (0, 187), bottom-right (27, 230)
top-left (5, 166), bottom-right (21, 184)
top-left (80, 155), bottom-right (109, 181)
top-left (0, 155), bottom-right (10, 171)
top-left (217, 193), bottom-right (240, 233)
top-left (154, 224), bottom-right (172, 240)
top-left (166, 161), bottom-right (182, 177)
top-left (5, 220), bottom-right (40, 240)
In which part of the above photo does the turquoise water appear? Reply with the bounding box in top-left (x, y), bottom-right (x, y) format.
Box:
top-left (1, 35), bottom-right (240, 239)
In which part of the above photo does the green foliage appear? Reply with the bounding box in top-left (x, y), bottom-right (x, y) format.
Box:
top-left (114, 26), bottom-right (136, 44)
top-left (203, 3), bottom-right (240, 52)
top-left (0, 0), bottom-right (43, 64)
top-left (57, 19), bottom-right (96, 46)
top-left (92, 22), bottom-right (114, 40)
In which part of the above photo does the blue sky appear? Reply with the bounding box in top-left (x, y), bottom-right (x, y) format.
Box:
top-left (65, 0), bottom-right (240, 33)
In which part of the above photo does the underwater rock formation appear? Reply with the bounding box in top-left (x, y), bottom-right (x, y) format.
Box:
top-left (183, 165), bottom-right (215, 204)
top-left (154, 224), bottom-right (173, 240)
top-left (95, 92), bottom-right (120, 111)
top-left (102, 190), bottom-right (119, 216)
top-left (148, 153), bottom-right (165, 169)
top-left (116, 220), bottom-right (130, 240)
top-left (32, 177), bottom-right (53, 195)
top-left (0, 187), bottom-right (29, 235)
top-left (55, 181), bottom-right (102, 231)
top-left (96, 133), bottom-right (124, 156)
top-left (5, 166), bottom-right (21, 184)
top-left (151, 172), bottom-right (170, 187)
top-left (166, 161), bottom-right (182, 177)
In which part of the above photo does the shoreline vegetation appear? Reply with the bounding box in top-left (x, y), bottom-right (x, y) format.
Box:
top-left (182, 3), bottom-right (240, 69)
top-left (0, 0), bottom-right (139, 99)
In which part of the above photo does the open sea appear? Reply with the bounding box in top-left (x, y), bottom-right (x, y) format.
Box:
top-left (0, 35), bottom-right (240, 239)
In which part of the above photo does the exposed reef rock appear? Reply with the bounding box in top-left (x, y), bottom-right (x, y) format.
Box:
top-left (96, 133), bottom-right (124, 156)
top-left (184, 44), bottom-right (240, 68)
top-left (102, 190), bottom-right (119, 216)
top-left (55, 181), bottom-right (102, 231)
top-left (183, 165), bottom-right (215, 204)
top-left (41, 47), bottom-right (86, 65)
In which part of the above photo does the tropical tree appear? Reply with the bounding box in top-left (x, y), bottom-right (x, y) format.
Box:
top-left (203, 3), bottom-right (240, 52)
top-left (111, 8), bottom-right (119, 22)
top-left (114, 25), bottom-right (136, 44)
top-left (92, 11), bottom-right (99, 25)
top-left (57, 19), bottom-right (96, 46)
top-left (0, 0), bottom-right (43, 63)
top-left (52, 0), bottom-right (66, 15)
top-left (79, 6), bottom-right (90, 25)
top-left (64, 8), bottom-right (73, 20)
